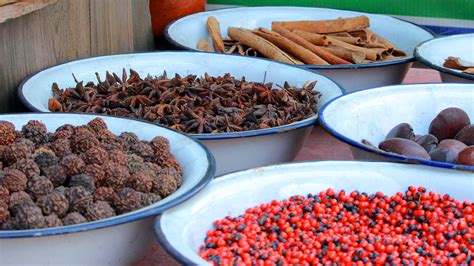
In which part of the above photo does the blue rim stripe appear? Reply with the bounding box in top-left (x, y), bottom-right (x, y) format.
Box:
top-left (17, 51), bottom-right (345, 140)
top-left (164, 6), bottom-right (435, 70)
top-left (318, 83), bottom-right (474, 172)
top-left (0, 112), bottom-right (216, 238)
top-left (414, 34), bottom-right (474, 81)
top-left (424, 25), bottom-right (474, 36)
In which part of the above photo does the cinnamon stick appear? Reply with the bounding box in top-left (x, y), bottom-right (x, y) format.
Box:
top-left (197, 39), bottom-right (213, 52)
top-left (323, 46), bottom-right (366, 64)
top-left (227, 27), bottom-right (301, 64)
top-left (253, 28), bottom-right (329, 65)
top-left (273, 26), bottom-right (350, 65)
top-left (330, 36), bottom-right (363, 45)
top-left (293, 30), bottom-right (328, 46)
top-left (272, 16), bottom-right (370, 34)
top-left (207, 16), bottom-right (225, 52)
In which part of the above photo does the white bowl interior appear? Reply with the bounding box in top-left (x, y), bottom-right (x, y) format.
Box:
top-left (417, 34), bottom-right (474, 75)
top-left (0, 113), bottom-right (211, 230)
top-left (321, 83), bottom-right (474, 150)
top-left (167, 7), bottom-right (433, 59)
top-left (158, 161), bottom-right (474, 264)
top-left (21, 52), bottom-right (342, 117)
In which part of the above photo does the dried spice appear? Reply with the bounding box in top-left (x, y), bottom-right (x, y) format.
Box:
top-left (84, 201), bottom-right (115, 221)
top-left (26, 175), bottom-right (54, 200)
top-left (21, 120), bottom-right (49, 146)
top-left (48, 71), bottom-right (320, 134)
top-left (37, 190), bottom-right (69, 217)
top-left (152, 167), bottom-right (181, 198)
top-left (0, 169), bottom-right (27, 193)
top-left (0, 118), bottom-right (182, 230)
top-left (0, 121), bottom-right (16, 145)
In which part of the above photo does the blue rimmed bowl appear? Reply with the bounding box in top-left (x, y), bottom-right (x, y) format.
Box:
top-left (415, 33), bottom-right (474, 83)
top-left (18, 51), bottom-right (344, 175)
top-left (319, 83), bottom-right (474, 171)
top-left (0, 113), bottom-right (215, 265)
top-left (155, 160), bottom-right (473, 264)
top-left (165, 6), bottom-right (434, 92)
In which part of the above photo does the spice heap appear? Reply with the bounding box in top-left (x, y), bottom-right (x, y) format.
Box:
top-left (0, 118), bottom-right (182, 230)
top-left (363, 107), bottom-right (474, 166)
top-left (198, 16), bottom-right (407, 65)
top-left (200, 187), bottom-right (473, 265)
top-left (48, 71), bottom-right (319, 134)
top-left (443, 57), bottom-right (474, 75)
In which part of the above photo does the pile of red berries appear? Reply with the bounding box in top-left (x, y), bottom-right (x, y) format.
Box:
top-left (199, 186), bottom-right (473, 265)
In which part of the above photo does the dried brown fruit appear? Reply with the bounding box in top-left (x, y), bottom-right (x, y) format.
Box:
top-left (32, 147), bottom-right (59, 169)
top-left (62, 212), bottom-right (87, 226)
top-left (37, 190), bottom-right (69, 217)
top-left (141, 193), bottom-right (161, 206)
top-left (50, 138), bottom-right (72, 157)
top-left (81, 164), bottom-right (106, 187)
top-left (152, 167), bottom-right (182, 198)
top-left (8, 191), bottom-right (33, 212)
top-left (129, 142), bottom-right (155, 162)
top-left (114, 188), bottom-right (143, 214)
top-left (0, 200), bottom-right (10, 223)
top-left (87, 118), bottom-right (108, 133)
top-left (10, 158), bottom-right (40, 179)
top-left (0, 121), bottom-right (16, 145)
top-left (104, 162), bottom-right (130, 190)
top-left (65, 186), bottom-right (93, 213)
top-left (60, 154), bottom-right (85, 176)
top-left (26, 175), bottom-right (54, 200)
top-left (21, 120), bottom-right (49, 146)
top-left (84, 201), bottom-right (115, 221)
top-left (69, 174), bottom-right (96, 193)
top-left (82, 146), bottom-right (108, 165)
top-left (429, 107), bottom-right (470, 141)
top-left (13, 201), bottom-right (46, 229)
top-left (130, 172), bottom-right (153, 193)
top-left (42, 165), bottom-right (67, 187)
top-left (150, 136), bottom-right (170, 154)
top-left (0, 169), bottom-right (27, 193)
top-left (93, 187), bottom-right (115, 204)
top-left (44, 214), bottom-right (64, 228)
top-left (70, 127), bottom-right (100, 153)
top-left (4, 138), bottom-right (35, 165)
top-left (108, 149), bottom-right (128, 166)
top-left (0, 185), bottom-right (9, 203)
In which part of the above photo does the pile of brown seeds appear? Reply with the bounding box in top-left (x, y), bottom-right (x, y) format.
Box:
top-left (48, 70), bottom-right (320, 134)
top-left (0, 118), bottom-right (182, 230)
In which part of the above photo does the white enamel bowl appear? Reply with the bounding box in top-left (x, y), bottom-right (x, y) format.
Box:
top-left (155, 161), bottom-right (474, 264)
top-left (18, 52), bottom-right (344, 175)
top-left (165, 6), bottom-right (434, 92)
top-left (0, 113), bottom-right (215, 265)
top-left (415, 34), bottom-right (474, 83)
top-left (319, 83), bottom-right (474, 171)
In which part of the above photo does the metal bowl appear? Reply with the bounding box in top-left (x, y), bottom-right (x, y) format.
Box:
top-left (155, 160), bottom-right (473, 264)
top-left (319, 83), bottom-right (474, 171)
top-left (415, 33), bottom-right (474, 83)
top-left (18, 51), bottom-right (344, 175)
top-left (165, 6), bottom-right (434, 92)
top-left (0, 113), bottom-right (215, 265)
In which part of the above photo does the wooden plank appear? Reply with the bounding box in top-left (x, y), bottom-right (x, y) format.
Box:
top-left (0, 0), bottom-right (57, 23)
top-left (90, 0), bottom-right (133, 55)
top-left (131, 0), bottom-right (155, 51)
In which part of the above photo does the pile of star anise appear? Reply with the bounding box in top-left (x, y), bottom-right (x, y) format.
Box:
top-left (48, 70), bottom-right (320, 134)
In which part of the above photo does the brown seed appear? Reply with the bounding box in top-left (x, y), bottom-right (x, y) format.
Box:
top-left (385, 123), bottom-right (415, 140)
top-left (415, 134), bottom-right (438, 153)
top-left (429, 147), bottom-right (456, 163)
top-left (429, 107), bottom-right (470, 141)
top-left (454, 124), bottom-right (474, 146)
top-left (438, 139), bottom-right (467, 161)
top-left (457, 146), bottom-right (474, 166)
top-left (379, 138), bottom-right (431, 160)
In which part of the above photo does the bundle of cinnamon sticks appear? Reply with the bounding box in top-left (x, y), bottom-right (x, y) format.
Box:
top-left (197, 15), bottom-right (407, 65)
